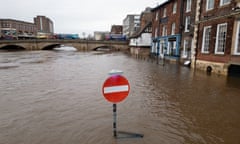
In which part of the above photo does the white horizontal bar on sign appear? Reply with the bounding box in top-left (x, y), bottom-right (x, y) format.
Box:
top-left (104, 85), bottom-right (129, 94)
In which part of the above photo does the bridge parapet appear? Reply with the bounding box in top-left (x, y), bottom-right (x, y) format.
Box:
top-left (0, 39), bottom-right (129, 51)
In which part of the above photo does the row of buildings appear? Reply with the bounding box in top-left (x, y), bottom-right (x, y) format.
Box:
top-left (0, 16), bottom-right (54, 39)
top-left (122, 0), bottom-right (240, 76)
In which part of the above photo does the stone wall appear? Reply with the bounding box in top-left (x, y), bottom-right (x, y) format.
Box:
top-left (196, 60), bottom-right (229, 75)
top-left (130, 47), bottom-right (150, 59)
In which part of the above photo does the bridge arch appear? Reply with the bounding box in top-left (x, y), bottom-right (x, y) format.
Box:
top-left (93, 45), bottom-right (117, 51)
top-left (0, 44), bottom-right (26, 51)
top-left (39, 43), bottom-right (80, 50)
top-left (41, 44), bottom-right (62, 50)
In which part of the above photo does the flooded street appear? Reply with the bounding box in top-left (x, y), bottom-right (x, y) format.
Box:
top-left (0, 50), bottom-right (240, 144)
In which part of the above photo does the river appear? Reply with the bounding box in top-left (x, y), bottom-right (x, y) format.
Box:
top-left (0, 49), bottom-right (240, 144)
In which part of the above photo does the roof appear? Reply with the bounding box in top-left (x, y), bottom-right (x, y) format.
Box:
top-left (151, 0), bottom-right (170, 12)
top-left (129, 22), bottom-right (152, 38)
top-left (0, 19), bottom-right (35, 25)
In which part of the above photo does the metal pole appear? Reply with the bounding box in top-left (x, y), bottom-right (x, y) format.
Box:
top-left (113, 103), bottom-right (117, 138)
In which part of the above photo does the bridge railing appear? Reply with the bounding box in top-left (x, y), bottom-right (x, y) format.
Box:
top-left (0, 39), bottom-right (129, 44)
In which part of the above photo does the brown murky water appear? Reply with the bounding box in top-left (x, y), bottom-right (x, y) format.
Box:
top-left (0, 50), bottom-right (240, 144)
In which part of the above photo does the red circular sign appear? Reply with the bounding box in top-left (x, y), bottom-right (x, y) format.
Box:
top-left (102, 75), bottom-right (130, 103)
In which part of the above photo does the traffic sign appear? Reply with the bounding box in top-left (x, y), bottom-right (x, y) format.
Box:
top-left (102, 75), bottom-right (130, 103)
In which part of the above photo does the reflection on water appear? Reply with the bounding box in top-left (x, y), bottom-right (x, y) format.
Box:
top-left (54, 46), bottom-right (77, 51)
top-left (0, 50), bottom-right (240, 144)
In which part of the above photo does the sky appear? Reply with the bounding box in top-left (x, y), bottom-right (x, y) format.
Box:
top-left (0, 0), bottom-right (165, 37)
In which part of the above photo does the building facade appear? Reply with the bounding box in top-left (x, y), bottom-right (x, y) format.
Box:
top-left (123, 14), bottom-right (140, 38)
top-left (94, 31), bottom-right (109, 40)
top-left (180, 0), bottom-right (197, 63)
top-left (195, 0), bottom-right (240, 75)
top-left (110, 25), bottom-right (123, 34)
top-left (34, 16), bottom-right (54, 34)
top-left (0, 19), bottom-right (37, 39)
top-left (129, 7), bottom-right (152, 58)
top-left (151, 0), bottom-right (182, 61)
top-left (0, 16), bottom-right (54, 39)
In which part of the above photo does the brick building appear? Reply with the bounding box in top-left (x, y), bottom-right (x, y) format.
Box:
top-left (0, 19), bottom-right (37, 39)
top-left (151, 0), bottom-right (182, 61)
top-left (34, 16), bottom-right (54, 34)
top-left (140, 7), bottom-right (152, 28)
top-left (180, 0), bottom-right (197, 63)
top-left (194, 0), bottom-right (240, 75)
top-left (0, 16), bottom-right (54, 39)
top-left (110, 25), bottom-right (122, 34)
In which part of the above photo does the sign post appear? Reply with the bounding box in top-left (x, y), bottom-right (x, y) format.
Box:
top-left (102, 70), bottom-right (129, 138)
top-left (102, 69), bottom-right (143, 139)
top-left (113, 103), bottom-right (117, 137)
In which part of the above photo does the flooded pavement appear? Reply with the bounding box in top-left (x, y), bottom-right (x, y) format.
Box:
top-left (0, 50), bottom-right (240, 144)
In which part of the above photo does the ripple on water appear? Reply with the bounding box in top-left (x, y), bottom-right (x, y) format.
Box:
top-left (0, 51), bottom-right (240, 144)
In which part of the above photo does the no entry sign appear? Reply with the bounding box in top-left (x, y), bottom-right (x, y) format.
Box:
top-left (102, 75), bottom-right (130, 103)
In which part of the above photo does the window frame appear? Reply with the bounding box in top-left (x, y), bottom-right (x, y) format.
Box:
top-left (173, 2), bottom-right (177, 14)
top-left (220, 0), bottom-right (230, 6)
top-left (206, 0), bottom-right (214, 11)
top-left (155, 28), bottom-right (158, 38)
top-left (155, 12), bottom-right (159, 21)
top-left (201, 26), bottom-right (212, 53)
top-left (182, 39), bottom-right (192, 58)
top-left (185, 16), bottom-right (191, 32)
top-left (163, 8), bottom-right (167, 17)
top-left (168, 41), bottom-right (177, 56)
top-left (234, 21), bottom-right (240, 55)
top-left (171, 22), bottom-right (176, 35)
top-left (183, 39), bottom-right (189, 57)
top-left (186, 0), bottom-right (192, 12)
top-left (162, 25), bottom-right (167, 36)
top-left (215, 23), bottom-right (227, 55)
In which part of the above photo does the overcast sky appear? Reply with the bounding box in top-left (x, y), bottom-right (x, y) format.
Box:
top-left (0, 0), bottom-right (165, 37)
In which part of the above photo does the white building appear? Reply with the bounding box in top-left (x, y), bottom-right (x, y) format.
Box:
top-left (129, 22), bottom-right (152, 57)
top-left (123, 14), bottom-right (140, 38)
top-left (94, 31), bottom-right (109, 40)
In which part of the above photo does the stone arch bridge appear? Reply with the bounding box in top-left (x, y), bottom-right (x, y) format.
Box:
top-left (0, 39), bottom-right (129, 51)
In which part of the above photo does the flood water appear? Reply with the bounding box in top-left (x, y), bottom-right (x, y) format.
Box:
top-left (0, 50), bottom-right (240, 144)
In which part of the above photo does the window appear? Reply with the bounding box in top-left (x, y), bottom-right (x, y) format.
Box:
top-left (183, 39), bottom-right (191, 58)
top-left (171, 22), bottom-right (175, 35)
top-left (155, 12), bottom-right (159, 21)
top-left (215, 23), bottom-right (227, 54)
top-left (206, 0), bottom-right (214, 11)
top-left (162, 25), bottom-right (167, 36)
top-left (160, 41), bottom-right (167, 54)
top-left (220, 0), bottom-right (230, 6)
top-left (163, 8), bottom-right (167, 17)
top-left (202, 26), bottom-right (211, 53)
top-left (155, 28), bottom-right (158, 37)
top-left (234, 21), bottom-right (240, 55)
top-left (173, 2), bottom-right (177, 14)
top-left (168, 41), bottom-right (176, 56)
top-left (186, 0), bottom-right (192, 12)
top-left (185, 16), bottom-right (191, 32)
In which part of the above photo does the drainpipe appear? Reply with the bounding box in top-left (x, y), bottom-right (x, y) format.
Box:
top-left (191, 0), bottom-right (202, 68)
top-left (179, 0), bottom-right (184, 55)
top-left (157, 39), bottom-right (160, 64)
